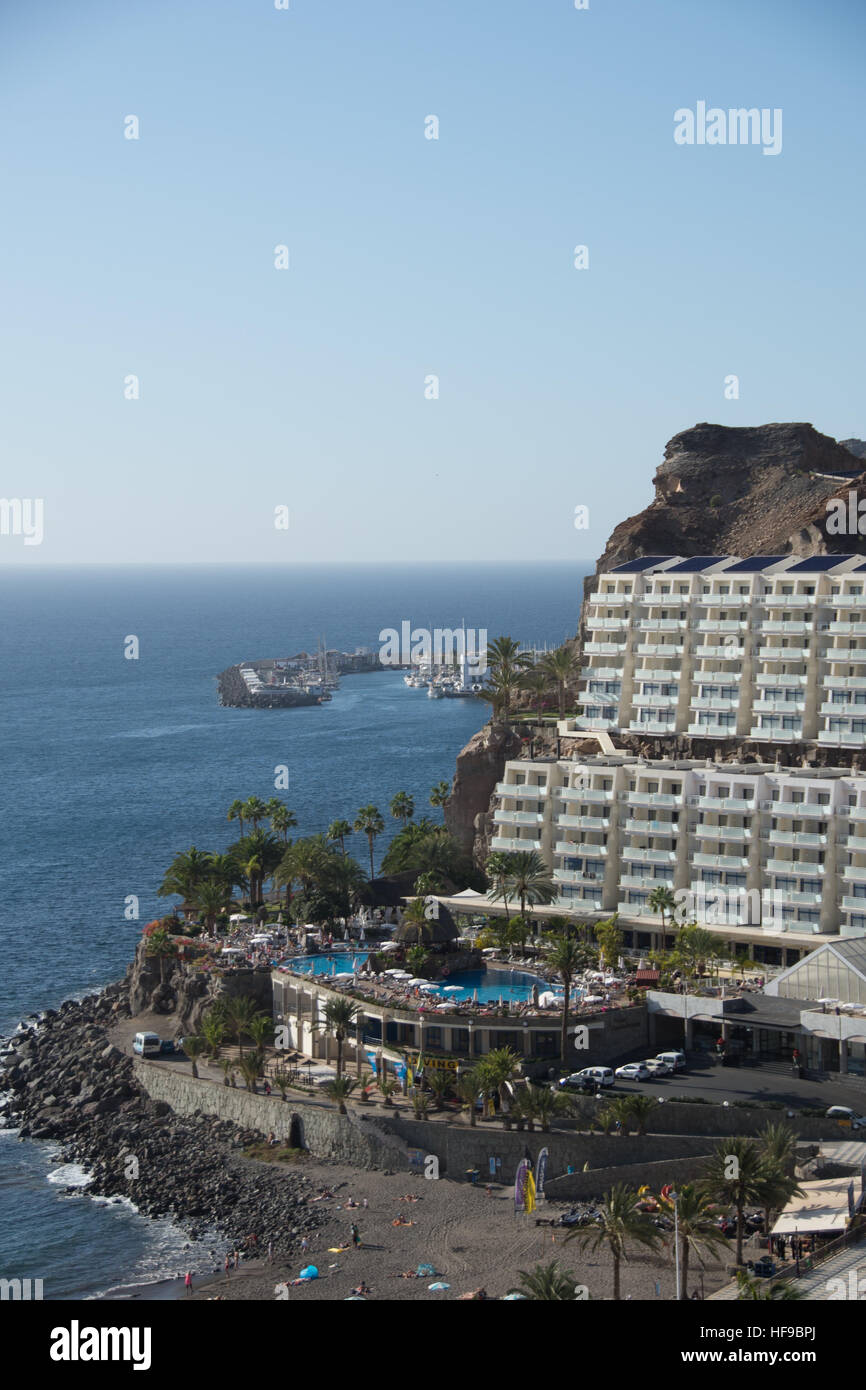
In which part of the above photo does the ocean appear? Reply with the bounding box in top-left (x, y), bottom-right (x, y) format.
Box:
top-left (0, 562), bottom-right (584, 1298)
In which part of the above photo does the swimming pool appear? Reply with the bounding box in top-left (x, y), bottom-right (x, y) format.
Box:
top-left (282, 955), bottom-right (562, 1005)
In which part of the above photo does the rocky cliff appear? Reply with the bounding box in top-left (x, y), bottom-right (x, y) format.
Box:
top-left (444, 722), bottom-right (523, 862)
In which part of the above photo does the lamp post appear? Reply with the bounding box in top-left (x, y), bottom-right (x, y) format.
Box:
top-left (670, 1188), bottom-right (681, 1300)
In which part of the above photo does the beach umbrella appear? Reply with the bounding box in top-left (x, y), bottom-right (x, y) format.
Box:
top-left (502, 1293), bottom-right (527, 1300)
top-left (407, 978), bottom-right (428, 987)
top-left (442, 985), bottom-right (462, 993)
top-left (300, 1265), bottom-right (318, 1279)
top-left (428, 1282), bottom-right (450, 1291)
top-left (473, 989), bottom-right (478, 1003)
top-left (416, 1264), bottom-right (436, 1276)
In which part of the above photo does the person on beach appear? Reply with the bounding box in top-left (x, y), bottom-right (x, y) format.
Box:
top-left (351, 1223), bottom-right (361, 1248)
top-left (300, 1236), bottom-right (309, 1255)
top-left (185, 1271), bottom-right (193, 1296)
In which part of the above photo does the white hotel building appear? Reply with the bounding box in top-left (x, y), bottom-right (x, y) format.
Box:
top-left (488, 554), bottom-right (866, 966)
top-left (574, 553), bottom-right (866, 749)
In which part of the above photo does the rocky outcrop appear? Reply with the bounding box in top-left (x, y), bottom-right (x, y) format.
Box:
top-left (444, 721), bottom-right (523, 865)
top-left (583, 422), bottom-right (866, 613)
top-left (127, 940), bottom-right (273, 1034)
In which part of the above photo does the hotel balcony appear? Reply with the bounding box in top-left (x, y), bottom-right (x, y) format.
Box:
top-left (622, 791), bottom-right (682, 808)
top-left (628, 719), bottom-right (678, 735)
top-left (752, 698), bottom-right (806, 714)
top-left (828, 595), bottom-right (866, 608)
top-left (555, 892), bottom-right (604, 911)
top-left (692, 645), bottom-right (745, 659)
top-left (756, 672), bottom-right (808, 687)
top-left (820, 700), bottom-right (866, 716)
top-left (554, 839), bottom-right (608, 857)
top-left (768, 829), bottom-right (827, 847)
top-left (584, 642), bottom-right (628, 657)
top-left (588, 617), bottom-right (630, 631)
top-left (693, 852), bottom-right (750, 870)
top-left (756, 646), bottom-right (810, 661)
top-left (493, 809), bottom-right (544, 826)
top-left (632, 693), bottom-right (679, 709)
top-left (848, 806), bottom-right (866, 821)
top-left (559, 786), bottom-right (614, 804)
top-left (580, 666), bottom-right (622, 681)
top-left (759, 620), bottom-right (812, 635)
top-left (692, 823), bottom-right (751, 843)
top-left (818, 730), bottom-right (866, 747)
top-left (690, 794), bottom-right (757, 811)
top-left (637, 618), bottom-right (687, 632)
top-left (573, 716), bottom-right (620, 731)
top-left (824, 675), bottom-right (866, 690)
top-left (623, 818), bottom-right (679, 836)
top-left (691, 696), bottom-right (740, 712)
top-left (554, 868), bottom-right (606, 886)
top-left (495, 781), bottom-right (548, 797)
top-left (636, 643), bottom-right (684, 657)
top-left (695, 619), bottom-right (749, 633)
top-left (616, 900), bottom-right (656, 916)
top-left (768, 889), bottom-right (824, 906)
top-left (749, 726), bottom-right (803, 741)
top-left (827, 621), bottom-right (866, 636)
top-left (761, 801), bottom-right (829, 819)
top-left (555, 813), bottom-right (610, 831)
top-left (621, 847), bottom-right (677, 865)
top-left (823, 648), bottom-right (866, 664)
top-left (763, 594), bottom-right (818, 608)
top-left (766, 858), bottom-right (825, 876)
top-left (587, 592), bottom-right (631, 606)
top-left (841, 896), bottom-right (866, 911)
top-left (634, 666), bottom-right (682, 682)
top-left (490, 835), bottom-right (542, 853)
top-left (687, 722), bottom-right (737, 738)
top-left (841, 865), bottom-right (866, 883)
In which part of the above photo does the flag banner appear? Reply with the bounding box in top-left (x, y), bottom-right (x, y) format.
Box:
top-left (536, 1147), bottom-right (549, 1196)
top-left (514, 1159), bottom-right (529, 1213)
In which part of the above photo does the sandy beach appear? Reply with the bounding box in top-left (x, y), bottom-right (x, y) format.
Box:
top-left (180, 1156), bottom-right (730, 1303)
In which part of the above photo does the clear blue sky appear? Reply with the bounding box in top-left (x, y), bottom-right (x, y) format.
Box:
top-left (1, 0), bottom-right (864, 565)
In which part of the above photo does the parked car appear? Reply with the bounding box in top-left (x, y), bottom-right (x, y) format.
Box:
top-left (643, 1058), bottom-right (672, 1077)
top-left (655, 1051), bottom-right (687, 1072)
top-left (560, 1066), bottom-right (615, 1090)
top-left (615, 1062), bottom-right (650, 1081)
top-left (826, 1106), bottom-right (866, 1130)
top-left (132, 1031), bottom-right (162, 1057)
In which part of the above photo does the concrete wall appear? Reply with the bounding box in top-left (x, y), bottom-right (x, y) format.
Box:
top-left (381, 1117), bottom-right (713, 1184)
top-left (563, 1098), bottom-right (848, 1142)
top-left (133, 1059), bottom-right (407, 1170)
top-left (544, 1153), bottom-right (711, 1201)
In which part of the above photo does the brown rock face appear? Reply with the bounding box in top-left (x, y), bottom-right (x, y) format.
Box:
top-left (444, 721), bottom-right (523, 864)
top-left (585, 422), bottom-right (866, 611)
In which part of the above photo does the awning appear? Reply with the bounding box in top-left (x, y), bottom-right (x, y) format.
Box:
top-left (771, 1176), bottom-right (862, 1235)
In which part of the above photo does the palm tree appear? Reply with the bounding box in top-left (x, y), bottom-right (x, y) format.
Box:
top-left (316, 997), bottom-right (361, 1079)
top-left (242, 796), bottom-right (269, 831)
top-left (327, 819), bottom-right (353, 857)
top-left (665, 1183), bottom-right (729, 1300)
top-left (648, 885), bottom-right (677, 936)
top-left (506, 849), bottom-right (556, 925)
top-left (478, 1047), bottom-right (521, 1115)
top-left (565, 1184), bottom-right (661, 1300)
top-left (735, 1271), bottom-right (804, 1301)
top-left (217, 1057), bottom-right (237, 1087)
top-left (547, 934), bottom-right (585, 1067)
top-left (227, 799), bottom-right (246, 838)
top-left (354, 805), bottom-right (385, 878)
top-left (248, 1014), bottom-right (274, 1052)
top-left (237, 1054), bottom-right (261, 1093)
top-left (425, 1070), bottom-right (453, 1111)
top-left (158, 847), bottom-right (214, 904)
top-left (389, 791), bottom-right (415, 826)
top-left (144, 927), bottom-right (178, 983)
top-left (195, 879), bottom-right (231, 935)
top-left (326, 1076), bottom-right (358, 1115)
top-left (539, 646), bottom-right (581, 719)
top-left (456, 1069), bottom-right (481, 1127)
top-left (225, 997), bottom-right (260, 1057)
top-left (509, 1262), bottom-right (583, 1301)
top-left (183, 1035), bottom-right (205, 1079)
top-left (518, 665), bottom-right (550, 722)
top-left (414, 869), bottom-right (447, 897)
top-left (272, 1069), bottom-right (291, 1101)
top-left (269, 804), bottom-right (297, 843)
top-left (526, 1083), bottom-right (573, 1133)
top-left (485, 851), bottom-right (515, 922)
top-left (622, 1094), bottom-right (657, 1136)
top-left (429, 781), bottom-right (450, 814)
top-left (700, 1138), bottom-right (770, 1267)
top-left (200, 1011), bottom-right (226, 1059)
top-left (758, 1121), bottom-right (798, 1173)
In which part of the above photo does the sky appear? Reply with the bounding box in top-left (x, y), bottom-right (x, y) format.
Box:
top-left (1, 0), bottom-right (864, 565)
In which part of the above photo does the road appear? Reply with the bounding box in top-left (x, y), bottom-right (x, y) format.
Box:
top-left (598, 1051), bottom-right (866, 1114)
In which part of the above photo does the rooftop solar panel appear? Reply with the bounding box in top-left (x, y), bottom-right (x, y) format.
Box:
top-left (609, 556), bottom-right (677, 573)
top-left (722, 556), bottom-right (786, 572)
top-left (785, 555), bottom-right (859, 572)
top-left (665, 556), bottom-right (729, 572)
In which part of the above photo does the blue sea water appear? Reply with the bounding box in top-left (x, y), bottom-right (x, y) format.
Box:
top-left (0, 562), bottom-right (584, 1298)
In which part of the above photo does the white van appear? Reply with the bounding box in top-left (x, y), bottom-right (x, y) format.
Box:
top-left (133, 1032), bottom-right (162, 1057)
top-left (576, 1066), bottom-right (615, 1088)
top-left (655, 1050), bottom-right (687, 1071)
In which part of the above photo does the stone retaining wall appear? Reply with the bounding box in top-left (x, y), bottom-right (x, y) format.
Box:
top-left (543, 1153), bottom-right (711, 1201)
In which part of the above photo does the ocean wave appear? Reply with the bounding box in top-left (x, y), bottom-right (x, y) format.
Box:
top-left (110, 724), bottom-right (216, 740)
top-left (47, 1162), bottom-right (92, 1188)
top-left (91, 1193), bottom-right (140, 1214)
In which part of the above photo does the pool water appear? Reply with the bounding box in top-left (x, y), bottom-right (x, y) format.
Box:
top-left (283, 955), bottom-right (561, 1004)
